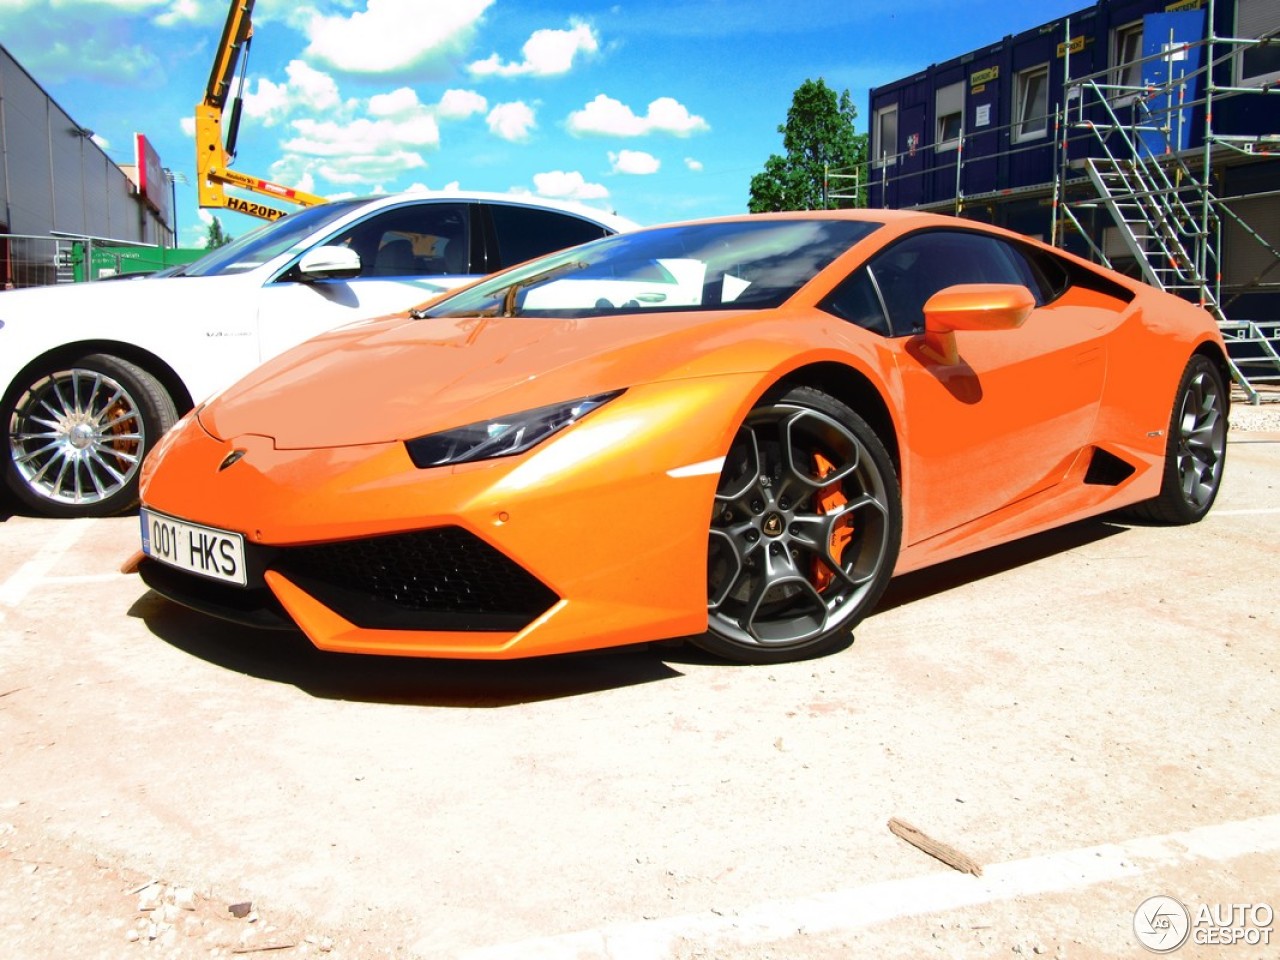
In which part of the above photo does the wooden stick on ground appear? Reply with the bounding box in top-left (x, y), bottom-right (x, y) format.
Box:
top-left (888, 817), bottom-right (984, 876)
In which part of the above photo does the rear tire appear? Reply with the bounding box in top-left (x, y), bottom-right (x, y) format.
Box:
top-left (3, 354), bottom-right (178, 518)
top-left (695, 386), bottom-right (902, 664)
top-left (1122, 354), bottom-right (1227, 526)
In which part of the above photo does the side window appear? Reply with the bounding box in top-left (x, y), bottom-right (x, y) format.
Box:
top-left (999, 241), bottom-right (1072, 305)
top-left (866, 230), bottom-right (1032, 335)
top-left (489, 206), bottom-right (612, 269)
top-left (818, 267), bottom-right (892, 336)
top-left (327, 203), bottom-right (470, 278)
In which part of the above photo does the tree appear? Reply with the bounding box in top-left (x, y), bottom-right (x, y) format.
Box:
top-left (748, 78), bottom-right (868, 212)
top-left (204, 216), bottom-right (234, 249)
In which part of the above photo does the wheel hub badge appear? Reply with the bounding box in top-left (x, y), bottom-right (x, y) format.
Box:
top-left (762, 512), bottom-right (785, 537)
top-left (68, 421), bottom-right (96, 451)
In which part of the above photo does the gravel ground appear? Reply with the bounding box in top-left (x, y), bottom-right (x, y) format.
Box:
top-left (1230, 387), bottom-right (1280, 432)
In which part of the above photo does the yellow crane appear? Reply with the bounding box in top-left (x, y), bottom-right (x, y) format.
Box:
top-left (194, 0), bottom-right (326, 221)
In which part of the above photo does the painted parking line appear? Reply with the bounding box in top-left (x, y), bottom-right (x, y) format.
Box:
top-left (460, 814), bottom-right (1280, 960)
top-left (0, 518), bottom-right (98, 610)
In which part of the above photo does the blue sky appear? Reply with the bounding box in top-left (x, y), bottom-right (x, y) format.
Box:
top-left (1, 0), bottom-right (1086, 244)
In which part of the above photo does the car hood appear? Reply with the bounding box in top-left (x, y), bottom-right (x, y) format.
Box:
top-left (0, 272), bottom-right (252, 325)
top-left (1, 275), bottom-right (163, 315)
top-left (198, 309), bottom-right (775, 449)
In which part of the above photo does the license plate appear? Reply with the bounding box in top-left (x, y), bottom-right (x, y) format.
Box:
top-left (140, 509), bottom-right (247, 586)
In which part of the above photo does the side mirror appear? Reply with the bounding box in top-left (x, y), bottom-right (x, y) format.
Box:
top-left (920, 283), bottom-right (1035, 365)
top-left (296, 245), bottom-right (362, 282)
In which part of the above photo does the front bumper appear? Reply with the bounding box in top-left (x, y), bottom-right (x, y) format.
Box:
top-left (137, 378), bottom-right (754, 658)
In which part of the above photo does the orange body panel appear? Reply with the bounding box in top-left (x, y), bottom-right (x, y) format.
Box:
top-left (137, 210), bottom-right (1228, 659)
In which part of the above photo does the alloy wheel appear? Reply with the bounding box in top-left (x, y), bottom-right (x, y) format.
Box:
top-left (706, 401), bottom-right (894, 655)
top-left (8, 368), bottom-right (146, 507)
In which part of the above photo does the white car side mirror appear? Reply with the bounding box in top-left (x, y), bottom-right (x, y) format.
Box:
top-left (297, 245), bottom-right (362, 281)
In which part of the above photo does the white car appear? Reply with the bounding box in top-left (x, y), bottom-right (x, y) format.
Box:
top-left (0, 192), bottom-right (635, 518)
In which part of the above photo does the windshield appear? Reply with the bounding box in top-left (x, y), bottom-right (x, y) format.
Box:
top-left (176, 199), bottom-right (369, 277)
top-left (420, 218), bottom-right (882, 319)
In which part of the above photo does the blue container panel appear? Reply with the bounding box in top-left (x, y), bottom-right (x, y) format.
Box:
top-left (961, 50), bottom-right (1005, 199)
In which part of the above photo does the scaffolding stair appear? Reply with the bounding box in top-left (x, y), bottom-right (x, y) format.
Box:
top-left (1085, 153), bottom-right (1280, 402)
top-left (1083, 156), bottom-right (1214, 301)
top-left (1061, 69), bottom-right (1279, 402)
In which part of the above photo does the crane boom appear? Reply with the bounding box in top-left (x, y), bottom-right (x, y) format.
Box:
top-left (204, 0), bottom-right (253, 110)
top-left (195, 0), bottom-right (326, 221)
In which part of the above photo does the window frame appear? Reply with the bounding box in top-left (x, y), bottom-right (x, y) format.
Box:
top-left (874, 104), bottom-right (899, 167)
top-left (1111, 20), bottom-right (1145, 104)
top-left (935, 82), bottom-right (964, 153)
top-left (1236, 0), bottom-right (1280, 87)
top-left (1013, 64), bottom-right (1051, 142)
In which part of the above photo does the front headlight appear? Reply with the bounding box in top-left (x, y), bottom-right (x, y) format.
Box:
top-left (405, 391), bottom-right (624, 468)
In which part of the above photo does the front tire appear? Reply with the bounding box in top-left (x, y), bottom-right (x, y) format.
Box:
top-left (1122, 354), bottom-right (1227, 526)
top-left (3, 354), bottom-right (178, 518)
top-left (695, 386), bottom-right (902, 664)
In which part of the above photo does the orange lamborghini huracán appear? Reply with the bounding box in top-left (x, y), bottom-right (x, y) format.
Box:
top-left (131, 211), bottom-right (1229, 663)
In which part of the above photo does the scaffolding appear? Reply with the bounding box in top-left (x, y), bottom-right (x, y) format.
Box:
top-left (848, 0), bottom-right (1280, 402)
top-left (1055, 0), bottom-right (1280, 403)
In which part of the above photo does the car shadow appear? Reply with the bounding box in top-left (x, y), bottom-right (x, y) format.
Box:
top-left (875, 516), bottom-right (1130, 613)
top-left (126, 591), bottom-right (685, 708)
top-left (126, 516), bottom-right (1131, 704)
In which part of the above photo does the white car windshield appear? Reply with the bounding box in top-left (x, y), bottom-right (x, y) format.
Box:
top-left (175, 199), bottom-right (369, 278)
top-left (420, 218), bottom-right (882, 319)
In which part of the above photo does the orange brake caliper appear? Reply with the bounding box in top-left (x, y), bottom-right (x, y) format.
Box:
top-left (812, 452), bottom-right (854, 591)
top-left (106, 402), bottom-right (136, 467)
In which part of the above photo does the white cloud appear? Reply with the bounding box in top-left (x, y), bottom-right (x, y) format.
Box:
top-left (180, 116), bottom-right (196, 137)
top-left (304, 0), bottom-right (495, 75)
top-left (684, 157), bottom-right (704, 172)
top-left (438, 89), bottom-right (488, 120)
top-left (243, 60), bottom-right (343, 127)
top-left (283, 115), bottom-right (440, 157)
top-left (487, 102), bottom-right (536, 142)
top-left (270, 152), bottom-right (425, 193)
top-left (609, 149), bottom-right (659, 175)
top-left (469, 21), bottom-right (598, 78)
top-left (532, 170), bottom-right (609, 202)
top-left (242, 77), bottom-right (291, 126)
top-left (317, 153), bottom-right (427, 184)
top-left (368, 87), bottom-right (421, 118)
top-left (152, 0), bottom-right (202, 27)
top-left (286, 60), bottom-right (342, 112)
top-left (567, 95), bottom-right (709, 138)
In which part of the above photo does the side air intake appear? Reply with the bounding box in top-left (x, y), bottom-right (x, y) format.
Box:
top-left (1084, 448), bottom-right (1137, 487)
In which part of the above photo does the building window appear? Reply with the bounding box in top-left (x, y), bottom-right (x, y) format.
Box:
top-left (1237, 0), bottom-right (1280, 87)
top-left (1112, 21), bottom-right (1144, 102)
top-left (1014, 65), bottom-right (1050, 141)
top-left (935, 82), bottom-right (963, 152)
top-left (874, 105), bottom-right (898, 167)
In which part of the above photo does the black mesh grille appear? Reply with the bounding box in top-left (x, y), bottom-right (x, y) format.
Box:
top-left (138, 557), bottom-right (294, 631)
top-left (273, 527), bottom-right (559, 632)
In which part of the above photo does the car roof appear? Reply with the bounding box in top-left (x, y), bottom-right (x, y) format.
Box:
top-left (333, 191), bottom-right (639, 233)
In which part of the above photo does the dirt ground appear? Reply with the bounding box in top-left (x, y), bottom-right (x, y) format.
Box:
top-left (1, 414), bottom-right (1277, 960)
